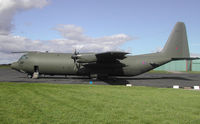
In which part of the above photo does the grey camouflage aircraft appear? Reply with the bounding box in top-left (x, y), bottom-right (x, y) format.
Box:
top-left (11, 22), bottom-right (198, 79)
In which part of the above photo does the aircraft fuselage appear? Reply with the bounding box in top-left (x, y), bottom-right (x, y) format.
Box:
top-left (11, 52), bottom-right (171, 77)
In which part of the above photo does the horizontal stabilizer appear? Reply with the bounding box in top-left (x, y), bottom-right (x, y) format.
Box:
top-left (172, 57), bottom-right (200, 60)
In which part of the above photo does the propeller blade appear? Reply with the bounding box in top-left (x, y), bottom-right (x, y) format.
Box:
top-left (74, 49), bottom-right (77, 55)
top-left (71, 49), bottom-right (79, 63)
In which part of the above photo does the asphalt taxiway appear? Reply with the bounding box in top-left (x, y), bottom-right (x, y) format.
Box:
top-left (0, 68), bottom-right (200, 88)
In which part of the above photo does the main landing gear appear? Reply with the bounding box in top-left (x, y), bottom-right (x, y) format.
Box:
top-left (89, 74), bottom-right (108, 80)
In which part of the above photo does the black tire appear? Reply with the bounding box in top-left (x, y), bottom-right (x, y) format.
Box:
top-left (27, 74), bottom-right (32, 78)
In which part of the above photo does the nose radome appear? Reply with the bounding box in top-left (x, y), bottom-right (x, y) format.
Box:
top-left (11, 62), bottom-right (19, 70)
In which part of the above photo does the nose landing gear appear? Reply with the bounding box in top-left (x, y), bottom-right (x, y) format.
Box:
top-left (32, 66), bottom-right (39, 79)
top-left (27, 74), bottom-right (32, 78)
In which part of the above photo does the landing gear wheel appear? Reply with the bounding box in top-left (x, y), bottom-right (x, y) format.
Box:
top-left (27, 74), bottom-right (32, 78)
top-left (89, 74), bottom-right (97, 80)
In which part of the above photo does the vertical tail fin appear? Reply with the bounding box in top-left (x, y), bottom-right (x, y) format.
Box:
top-left (161, 22), bottom-right (190, 59)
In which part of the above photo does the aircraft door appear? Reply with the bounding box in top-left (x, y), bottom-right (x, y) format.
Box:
top-left (34, 66), bottom-right (39, 72)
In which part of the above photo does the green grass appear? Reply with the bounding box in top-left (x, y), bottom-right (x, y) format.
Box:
top-left (0, 83), bottom-right (200, 124)
top-left (0, 65), bottom-right (10, 68)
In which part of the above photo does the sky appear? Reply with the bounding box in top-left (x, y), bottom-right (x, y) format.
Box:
top-left (0, 0), bottom-right (200, 64)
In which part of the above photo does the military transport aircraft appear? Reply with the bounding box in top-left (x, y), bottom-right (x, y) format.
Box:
top-left (11, 22), bottom-right (199, 79)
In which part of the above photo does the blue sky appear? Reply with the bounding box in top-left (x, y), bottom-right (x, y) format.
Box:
top-left (13, 0), bottom-right (200, 55)
top-left (0, 0), bottom-right (200, 63)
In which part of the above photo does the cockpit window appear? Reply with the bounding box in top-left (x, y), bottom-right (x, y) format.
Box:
top-left (19, 55), bottom-right (28, 61)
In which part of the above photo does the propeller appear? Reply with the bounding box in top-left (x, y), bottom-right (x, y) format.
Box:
top-left (71, 49), bottom-right (79, 63)
top-left (71, 49), bottom-right (81, 70)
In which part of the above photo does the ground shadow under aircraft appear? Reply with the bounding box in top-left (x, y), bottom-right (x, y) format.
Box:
top-left (101, 76), bottom-right (194, 85)
top-left (28, 75), bottom-right (195, 85)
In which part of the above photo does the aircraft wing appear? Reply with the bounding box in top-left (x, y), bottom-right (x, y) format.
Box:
top-left (75, 51), bottom-right (129, 63)
top-left (82, 51), bottom-right (128, 71)
top-left (96, 51), bottom-right (129, 62)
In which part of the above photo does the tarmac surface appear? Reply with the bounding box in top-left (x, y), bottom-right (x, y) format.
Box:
top-left (0, 68), bottom-right (200, 88)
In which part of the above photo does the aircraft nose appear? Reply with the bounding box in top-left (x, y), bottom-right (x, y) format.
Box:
top-left (11, 62), bottom-right (19, 71)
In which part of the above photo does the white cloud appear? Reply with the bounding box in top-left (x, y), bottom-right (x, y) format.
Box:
top-left (0, 24), bottom-right (133, 64)
top-left (0, 35), bottom-right (46, 53)
top-left (54, 24), bottom-right (87, 41)
top-left (0, 0), bottom-right (49, 63)
top-left (190, 53), bottom-right (200, 57)
top-left (0, 0), bottom-right (134, 64)
top-left (52, 24), bottom-right (132, 52)
top-left (0, 0), bottom-right (48, 35)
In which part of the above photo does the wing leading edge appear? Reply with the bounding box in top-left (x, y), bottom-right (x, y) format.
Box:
top-left (75, 51), bottom-right (129, 63)
top-left (96, 51), bottom-right (129, 62)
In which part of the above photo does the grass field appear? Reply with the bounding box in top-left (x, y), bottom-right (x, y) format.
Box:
top-left (0, 83), bottom-right (200, 124)
top-left (0, 65), bottom-right (10, 68)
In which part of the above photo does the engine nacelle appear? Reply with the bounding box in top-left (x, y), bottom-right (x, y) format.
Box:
top-left (76, 54), bottom-right (97, 63)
